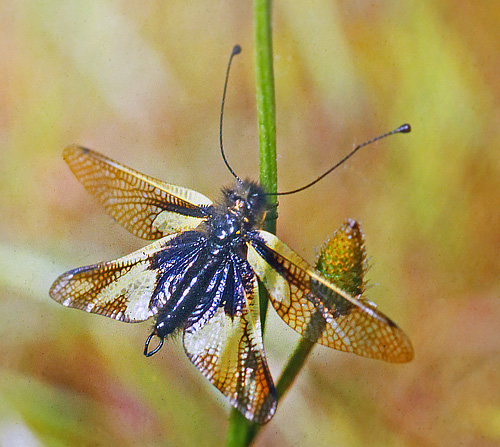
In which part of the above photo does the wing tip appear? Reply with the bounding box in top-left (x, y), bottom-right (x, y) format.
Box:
top-left (62, 144), bottom-right (88, 160)
top-left (232, 388), bottom-right (277, 425)
top-left (382, 329), bottom-right (414, 363)
top-left (49, 271), bottom-right (72, 302)
top-left (394, 340), bottom-right (415, 363)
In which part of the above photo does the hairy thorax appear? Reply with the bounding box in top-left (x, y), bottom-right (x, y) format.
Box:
top-left (206, 180), bottom-right (270, 256)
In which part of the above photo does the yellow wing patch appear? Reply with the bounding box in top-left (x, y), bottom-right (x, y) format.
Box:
top-left (63, 146), bottom-right (212, 240)
top-left (50, 235), bottom-right (178, 322)
top-left (248, 230), bottom-right (414, 363)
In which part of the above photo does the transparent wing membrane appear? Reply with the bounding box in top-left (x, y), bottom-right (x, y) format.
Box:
top-left (63, 146), bottom-right (212, 239)
top-left (248, 230), bottom-right (414, 363)
top-left (183, 255), bottom-right (276, 423)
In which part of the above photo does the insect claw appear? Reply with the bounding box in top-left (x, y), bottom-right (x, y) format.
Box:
top-left (144, 332), bottom-right (164, 357)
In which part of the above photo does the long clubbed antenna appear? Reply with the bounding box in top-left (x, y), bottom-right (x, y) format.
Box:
top-left (220, 45), bottom-right (242, 182)
top-left (271, 123), bottom-right (411, 196)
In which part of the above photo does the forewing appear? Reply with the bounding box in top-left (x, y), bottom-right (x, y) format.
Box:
top-left (248, 230), bottom-right (414, 363)
top-left (49, 233), bottom-right (199, 322)
top-left (183, 254), bottom-right (276, 424)
top-left (63, 146), bottom-right (213, 240)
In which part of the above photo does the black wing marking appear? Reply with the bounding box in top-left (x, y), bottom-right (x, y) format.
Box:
top-left (50, 232), bottom-right (205, 322)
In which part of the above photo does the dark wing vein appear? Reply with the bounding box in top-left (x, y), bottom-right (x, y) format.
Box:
top-left (50, 232), bottom-right (204, 322)
top-left (183, 252), bottom-right (277, 424)
top-left (63, 146), bottom-right (213, 240)
top-left (248, 230), bottom-right (414, 363)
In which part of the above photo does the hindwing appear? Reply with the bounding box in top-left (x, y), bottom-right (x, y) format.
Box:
top-left (50, 232), bottom-right (206, 322)
top-left (183, 252), bottom-right (277, 424)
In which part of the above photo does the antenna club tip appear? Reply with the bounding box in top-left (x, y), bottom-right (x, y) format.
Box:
top-left (232, 45), bottom-right (242, 55)
top-left (398, 123), bottom-right (411, 133)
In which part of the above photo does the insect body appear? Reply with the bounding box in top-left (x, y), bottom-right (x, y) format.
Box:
top-left (50, 146), bottom-right (413, 424)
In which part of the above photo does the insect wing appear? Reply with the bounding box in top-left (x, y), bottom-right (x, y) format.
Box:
top-left (248, 230), bottom-right (414, 363)
top-left (50, 234), bottom-right (186, 322)
top-left (183, 255), bottom-right (276, 424)
top-left (63, 146), bottom-right (213, 240)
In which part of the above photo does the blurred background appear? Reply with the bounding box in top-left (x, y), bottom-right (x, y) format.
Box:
top-left (1, 1), bottom-right (498, 446)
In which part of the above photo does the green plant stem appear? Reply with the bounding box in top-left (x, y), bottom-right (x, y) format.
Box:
top-left (254, 0), bottom-right (277, 332)
top-left (225, 0), bottom-right (276, 446)
top-left (245, 333), bottom-right (319, 445)
top-left (226, 0), bottom-right (319, 444)
top-left (255, 3), bottom-right (277, 205)
top-left (276, 338), bottom-right (316, 399)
